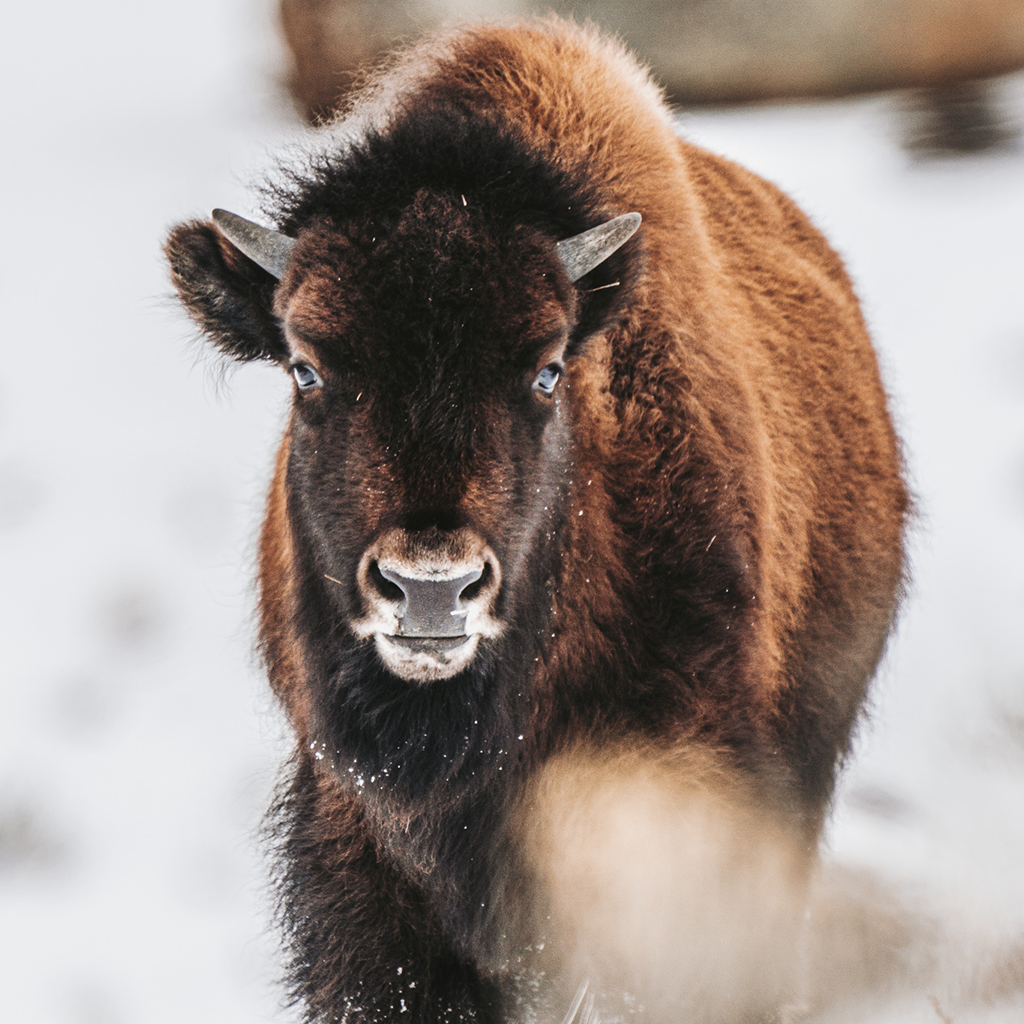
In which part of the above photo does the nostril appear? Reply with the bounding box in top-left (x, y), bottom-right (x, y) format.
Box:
top-left (458, 562), bottom-right (493, 605)
top-left (368, 561), bottom-right (405, 603)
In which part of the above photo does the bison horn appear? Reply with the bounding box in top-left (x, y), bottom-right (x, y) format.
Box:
top-left (556, 212), bottom-right (642, 283)
top-left (211, 209), bottom-right (297, 279)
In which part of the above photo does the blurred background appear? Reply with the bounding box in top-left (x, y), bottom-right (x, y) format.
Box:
top-left (1, 1), bottom-right (1022, 1022)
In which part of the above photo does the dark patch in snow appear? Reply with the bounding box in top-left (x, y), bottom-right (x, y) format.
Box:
top-left (844, 784), bottom-right (917, 823)
top-left (92, 580), bottom-right (168, 652)
top-left (0, 799), bottom-right (71, 873)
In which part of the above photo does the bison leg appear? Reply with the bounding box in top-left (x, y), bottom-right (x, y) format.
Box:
top-left (270, 754), bottom-right (502, 1024)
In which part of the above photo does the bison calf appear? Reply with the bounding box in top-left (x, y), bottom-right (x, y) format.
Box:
top-left (166, 18), bottom-right (908, 1024)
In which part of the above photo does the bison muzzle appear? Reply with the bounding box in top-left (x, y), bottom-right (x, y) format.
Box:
top-left (353, 526), bottom-right (503, 682)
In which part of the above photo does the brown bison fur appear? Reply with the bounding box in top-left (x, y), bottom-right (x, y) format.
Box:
top-left (165, 18), bottom-right (908, 1024)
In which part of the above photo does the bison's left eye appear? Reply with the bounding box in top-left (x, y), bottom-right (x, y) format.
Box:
top-left (292, 363), bottom-right (322, 392)
top-left (533, 364), bottom-right (562, 396)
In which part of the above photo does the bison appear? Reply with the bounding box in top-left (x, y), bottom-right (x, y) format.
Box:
top-left (280, 0), bottom-right (1024, 125)
top-left (165, 18), bottom-right (908, 1024)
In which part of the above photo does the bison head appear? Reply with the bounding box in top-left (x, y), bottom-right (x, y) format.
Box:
top-left (200, 204), bottom-right (637, 687)
top-left (166, 134), bottom-right (640, 798)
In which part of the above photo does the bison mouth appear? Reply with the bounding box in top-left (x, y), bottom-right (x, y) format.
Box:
top-left (375, 631), bottom-right (482, 683)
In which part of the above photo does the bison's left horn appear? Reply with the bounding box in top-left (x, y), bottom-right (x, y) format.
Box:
top-left (556, 212), bottom-right (641, 283)
top-left (211, 209), bottom-right (297, 279)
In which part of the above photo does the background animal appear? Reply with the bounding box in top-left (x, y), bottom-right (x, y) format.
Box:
top-left (280, 0), bottom-right (1024, 154)
top-left (166, 18), bottom-right (908, 1023)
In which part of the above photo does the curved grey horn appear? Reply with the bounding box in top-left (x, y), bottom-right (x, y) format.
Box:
top-left (555, 212), bottom-right (641, 283)
top-left (211, 209), bottom-right (297, 279)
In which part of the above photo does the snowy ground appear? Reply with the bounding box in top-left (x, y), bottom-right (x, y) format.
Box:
top-left (1, 2), bottom-right (1022, 1023)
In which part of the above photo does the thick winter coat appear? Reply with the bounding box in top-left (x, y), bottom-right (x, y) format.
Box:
top-left (166, 19), bottom-right (908, 1024)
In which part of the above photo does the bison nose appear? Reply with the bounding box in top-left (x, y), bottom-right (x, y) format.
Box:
top-left (375, 564), bottom-right (486, 638)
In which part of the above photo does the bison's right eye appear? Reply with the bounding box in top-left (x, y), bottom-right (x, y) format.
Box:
top-left (533, 364), bottom-right (561, 396)
top-left (292, 363), bottom-right (322, 392)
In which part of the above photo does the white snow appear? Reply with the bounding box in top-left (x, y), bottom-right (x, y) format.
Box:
top-left (1, 1), bottom-right (1022, 1021)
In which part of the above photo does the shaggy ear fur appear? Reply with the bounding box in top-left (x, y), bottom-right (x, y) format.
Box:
top-left (165, 219), bottom-right (288, 363)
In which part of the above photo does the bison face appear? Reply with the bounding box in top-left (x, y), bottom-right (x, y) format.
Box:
top-left (166, 188), bottom-right (639, 789)
top-left (274, 199), bottom-right (579, 689)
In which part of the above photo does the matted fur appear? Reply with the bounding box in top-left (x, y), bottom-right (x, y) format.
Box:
top-left (166, 18), bottom-right (908, 1024)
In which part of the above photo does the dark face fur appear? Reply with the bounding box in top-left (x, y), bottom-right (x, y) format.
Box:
top-left (276, 190), bottom-right (585, 799)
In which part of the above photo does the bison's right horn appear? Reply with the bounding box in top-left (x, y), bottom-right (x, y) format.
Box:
top-left (556, 212), bottom-right (641, 283)
top-left (211, 209), bottom-right (297, 279)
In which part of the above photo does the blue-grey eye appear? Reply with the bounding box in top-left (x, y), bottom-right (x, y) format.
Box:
top-left (292, 363), bottom-right (322, 392)
top-left (533, 364), bottom-right (561, 396)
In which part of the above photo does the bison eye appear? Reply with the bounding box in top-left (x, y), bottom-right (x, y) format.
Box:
top-left (292, 362), bottom-right (322, 392)
top-left (533, 364), bottom-right (561, 396)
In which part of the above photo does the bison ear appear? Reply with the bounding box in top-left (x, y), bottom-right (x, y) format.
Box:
top-left (164, 217), bottom-right (289, 363)
top-left (556, 212), bottom-right (641, 283)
